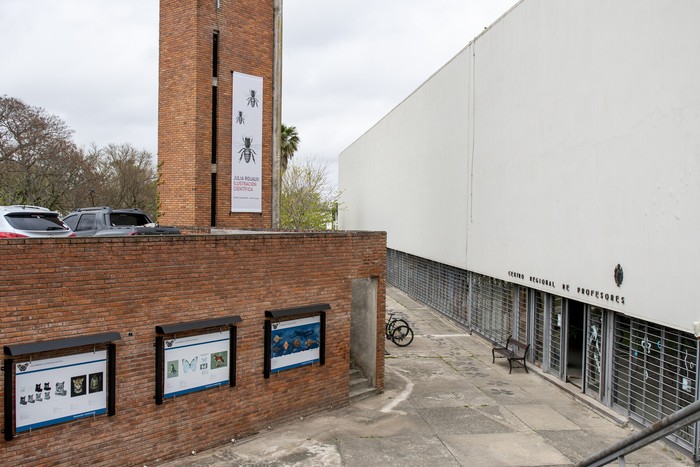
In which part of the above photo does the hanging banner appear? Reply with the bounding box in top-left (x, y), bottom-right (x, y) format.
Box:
top-left (15, 351), bottom-right (108, 433)
top-left (163, 332), bottom-right (230, 399)
top-left (270, 316), bottom-right (321, 373)
top-left (232, 72), bottom-right (263, 213)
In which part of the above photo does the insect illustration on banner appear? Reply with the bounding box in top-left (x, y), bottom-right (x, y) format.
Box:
top-left (238, 137), bottom-right (257, 163)
top-left (235, 111), bottom-right (245, 125)
top-left (247, 89), bottom-right (259, 107)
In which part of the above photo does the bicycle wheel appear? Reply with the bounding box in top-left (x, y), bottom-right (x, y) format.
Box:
top-left (391, 325), bottom-right (414, 347)
top-left (385, 318), bottom-right (409, 340)
top-left (392, 319), bottom-right (410, 330)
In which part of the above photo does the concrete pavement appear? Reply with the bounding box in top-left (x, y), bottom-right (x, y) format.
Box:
top-left (159, 286), bottom-right (691, 466)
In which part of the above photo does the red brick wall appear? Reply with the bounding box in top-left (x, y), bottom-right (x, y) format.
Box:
top-left (158, 0), bottom-right (274, 229)
top-left (0, 232), bottom-right (386, 466)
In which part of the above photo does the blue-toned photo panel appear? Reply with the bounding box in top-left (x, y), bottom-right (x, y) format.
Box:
top-left (270, 316), bottom-right (321, 373)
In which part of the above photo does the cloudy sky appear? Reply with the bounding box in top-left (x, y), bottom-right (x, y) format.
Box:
top-left (0, 0), bottom-right (517, 186)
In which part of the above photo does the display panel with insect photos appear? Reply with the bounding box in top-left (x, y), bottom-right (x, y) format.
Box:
top-left (269, 316), bottom-right (322, 374)
top-left (162, 331), bottom-right (230, 399)
top-left (14, 351), bottom-right (108, 433)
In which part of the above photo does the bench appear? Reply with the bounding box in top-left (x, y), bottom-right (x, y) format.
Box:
top-left (492, 336), bottom-right (529, 374)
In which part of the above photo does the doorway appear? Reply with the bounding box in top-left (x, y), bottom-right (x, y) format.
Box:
top-left (350, 278), bottom-right (377, 386)
top-left (567, 300), bottom-right (585, 388)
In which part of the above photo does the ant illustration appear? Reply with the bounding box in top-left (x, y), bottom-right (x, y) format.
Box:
top-left (247, 89), bottom-right (259, 108)
top-left (238, 137), bottom-right (257, 163)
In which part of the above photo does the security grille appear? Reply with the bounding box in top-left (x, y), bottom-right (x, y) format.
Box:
top-left (517, 287), bottom-right (528, 342)
top-left (533, 291), bottom-right (545, 366)
top-left (469, 275), bottom-right (514, 342)
top-left (586, 307), bottom-right (604, 399)
top-left (612, 314), bottom-right (697, 451)
top-left (387, 250), bottom-right (519, 343)
top-left (386, 249), bottom-right (469, 327)
top-left (549, 296), bottom-right (563, 377)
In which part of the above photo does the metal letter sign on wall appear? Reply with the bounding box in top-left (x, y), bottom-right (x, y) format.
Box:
top-left (231, 72), bottom-right (263, 213)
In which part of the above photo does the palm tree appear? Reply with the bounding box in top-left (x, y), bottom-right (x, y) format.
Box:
top-left (280, 124), bottom-right (300, 172)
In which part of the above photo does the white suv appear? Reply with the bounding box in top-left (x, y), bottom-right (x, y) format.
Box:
top-left (0, 205), bottom-right (75, 238)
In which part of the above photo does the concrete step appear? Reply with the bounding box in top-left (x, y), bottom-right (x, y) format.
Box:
top-left (349, 366), bottom-right (379, 402)
top-left (349, 385), bottom-right (379, 402)
top-left (350, 376), bottom-right (369, 393)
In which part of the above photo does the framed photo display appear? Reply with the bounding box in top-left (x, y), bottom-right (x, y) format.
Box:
top-left (154, 316), bottom-right (240, 405)
top-left (264, 304), bottom-right (328, 378)
top-left (162, 332), bottom-right (230, 399)
top-left (14, 352), bottom-right (107, 433)
top-left (3, 332), bottom-right (120, 441)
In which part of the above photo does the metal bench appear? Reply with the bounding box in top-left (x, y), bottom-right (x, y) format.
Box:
top-left (492, 336), bottom-right (529, 374)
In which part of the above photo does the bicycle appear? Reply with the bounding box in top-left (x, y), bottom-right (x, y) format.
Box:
top-left (385, 311), bottom-right (414, 347)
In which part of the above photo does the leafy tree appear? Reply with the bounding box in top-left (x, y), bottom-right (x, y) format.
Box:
top-left (0, 95), bottom-right (88, 211)
top-left (0, 95), bottom-right (158, 216)
top-left (280, 123), bottom-right (300, 172)
top-left (93, 143), bottom-right (158, 216)
top-left (280, 158), bottom-right (339, 230)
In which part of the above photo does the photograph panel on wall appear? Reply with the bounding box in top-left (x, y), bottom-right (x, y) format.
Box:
top-left (14, 351), bottom-right (108, 433)
top-left (163, 331), bottom-right (230, 399)
top-left (270, 316), bottom-right (321, 374)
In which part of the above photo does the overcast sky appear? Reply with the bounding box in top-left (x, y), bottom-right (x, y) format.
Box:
top-left (0, 0), bottom-right (517, 186)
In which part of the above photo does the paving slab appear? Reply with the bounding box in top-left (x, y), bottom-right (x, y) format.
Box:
top-left (339, 436), bottom-right (459, 467)
top-left (418, 406), bottom-right (514, 435)
top-left (442, 432), bottom-right (572, 466)
top-left (506, 404), bottom-right (580, 431)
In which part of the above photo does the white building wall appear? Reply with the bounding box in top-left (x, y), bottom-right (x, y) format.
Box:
top-left (339, 0), bottom-right (700, 332)
top-left (339, 51), bottom-right (471, 270)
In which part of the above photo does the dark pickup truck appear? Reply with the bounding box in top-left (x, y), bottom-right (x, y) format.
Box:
top-left (62, 207), bottom-right (181, 237)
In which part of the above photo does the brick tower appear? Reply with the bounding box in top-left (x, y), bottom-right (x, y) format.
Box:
top-left (158, 0), bottom-right (280, 230)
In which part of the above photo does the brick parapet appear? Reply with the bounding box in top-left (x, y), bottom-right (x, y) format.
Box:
top-left (0, 231), bottom-right (386, 465)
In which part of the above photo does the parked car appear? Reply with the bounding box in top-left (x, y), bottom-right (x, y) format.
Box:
top-left (0, 205), bottom-right (75, 238)
top-left (62, 207), bottom-right (181, 237)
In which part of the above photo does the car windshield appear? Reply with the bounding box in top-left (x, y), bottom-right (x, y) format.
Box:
top-left (5, 213), bottom-right (69, 231)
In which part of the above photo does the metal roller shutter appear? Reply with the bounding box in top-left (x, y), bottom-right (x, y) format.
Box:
top-left (613, 314), bottom-right (697, 451)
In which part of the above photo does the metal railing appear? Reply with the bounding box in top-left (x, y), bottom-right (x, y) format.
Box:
top-left (575, 399), bottom-right (700, 466)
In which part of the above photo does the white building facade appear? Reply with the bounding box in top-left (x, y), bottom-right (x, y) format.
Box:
top-left (339, 0), bottom-right (700, 456)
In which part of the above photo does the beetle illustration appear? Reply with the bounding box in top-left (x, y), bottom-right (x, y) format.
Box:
top-left (235, 110), bottom-right (245, 124)
top-left (247, 89), bottom-right (259, 108)
top-left (238, 137), bottom-right (257, 163)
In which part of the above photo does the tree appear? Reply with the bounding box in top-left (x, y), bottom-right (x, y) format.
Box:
top-left (0, 95), bottom-right (159, 216)
top-left (0, 95), bottom-right (89, 211)
top-left (280, 123), bottom-right (300, 172)
top-left (94, 143), bottom-right (158, 215)
top-left (280, 158), bottom-right (339, 230)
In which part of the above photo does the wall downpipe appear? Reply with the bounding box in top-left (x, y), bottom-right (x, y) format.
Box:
top-left (271, 0), bottom-right (283, 228)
